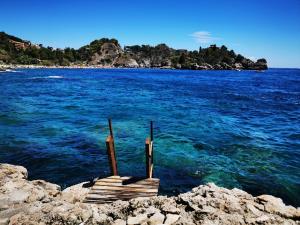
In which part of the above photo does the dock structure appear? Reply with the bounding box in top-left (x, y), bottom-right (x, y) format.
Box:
top-left (84, 119), bottom-right (159, 204)
top-left (84, 176), bottom-right (160, 204)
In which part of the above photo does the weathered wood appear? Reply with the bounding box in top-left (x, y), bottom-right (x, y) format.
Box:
top-left (145, 138), bottom-right (153, 178)
top-left (91, 120), bottom-right (160, 204)
top-left (145, 121), bottom-right (154, 178)
top-left (108, 118), bottom-right (114, 138)
top-left (84, 176), bottom-right (160, 204)
top-left (106, 135), bottom-right (118, 176)
top-left (145, 138), bottom-right (149, 178)
top-left (150, 121), bottom-right (154, 176)
top-left (150, 121), bottom-right (153, 141)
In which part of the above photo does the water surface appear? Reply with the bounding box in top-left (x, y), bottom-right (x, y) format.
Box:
top-left (0, 68), bottom-right (299, 206)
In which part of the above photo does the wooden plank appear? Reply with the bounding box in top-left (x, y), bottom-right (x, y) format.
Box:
top-left (93, 182), bottom-right (159, 188)
top-left (90, 188), bottom-right (158, 193)
top-left (87, 193), bottom-right (158, 198)
top-left (94, 179), bottom-right (159, 186)
top-left (84, 176), bottom-right (160, 204)
top-left (102, 176), bottom-right (132, 180)
top-left (86, 193), bottom-right (158, 200)
top-left (87, 192), bottom-right (158, 197)
top-left (94, 181), bottom-right (159, 186)
top-left (96, 178), bottom-right (159, 184)
top-left (91, 186), bottom-right (158, 191)
top-left (89, 192), bottom-right (158, 197)
top-left (94, 177), bottom-right (159, 185)
top-left (89, 188), bottom-right (158, 193)
top-left (98, 176), bottom-right (159, 182)
top-left (92, 187), bottom-right (158, 192)
top-left (89, 190), bottom-right (157, 194)
top-left (94, 181), bottom-right (158, 188)
top-left (90, 187), bottom-right (158, 192)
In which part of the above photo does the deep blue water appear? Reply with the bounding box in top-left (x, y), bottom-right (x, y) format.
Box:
top-left (0, 68), bottom-right (299, 206)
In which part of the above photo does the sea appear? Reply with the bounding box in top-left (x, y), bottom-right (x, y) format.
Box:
top-left (0, 68), bottom-right (299, 206)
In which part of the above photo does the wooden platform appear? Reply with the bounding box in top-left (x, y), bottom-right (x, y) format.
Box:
top-left (84, 176), bottom-right (160, 204)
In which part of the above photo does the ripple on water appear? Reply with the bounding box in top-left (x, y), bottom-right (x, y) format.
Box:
top-left (0, 68), bottom-right (300, 206)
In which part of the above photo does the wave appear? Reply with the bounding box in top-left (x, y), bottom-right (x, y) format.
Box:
top-left (0, 69), bottom-right (19, 73)
top-left (47, 76), bottom-right (63, 79)
top-left (30, 75), bottom-right (64, 80)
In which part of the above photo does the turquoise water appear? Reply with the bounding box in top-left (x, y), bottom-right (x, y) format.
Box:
top-left (0, 68), bottom-right (299, 206)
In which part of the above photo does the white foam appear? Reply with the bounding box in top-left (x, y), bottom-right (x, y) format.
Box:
top-left (0, 69), bottom-right (19, 73)
top-left (47, 76), bottom-right (63, 79)
top-left (29, 75), bottom-right (64, 79)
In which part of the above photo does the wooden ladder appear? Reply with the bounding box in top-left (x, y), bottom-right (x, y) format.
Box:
top-left (84, 119), bottom-right (159, 204)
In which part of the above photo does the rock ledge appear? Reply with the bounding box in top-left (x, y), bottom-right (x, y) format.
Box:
top-left (0, 164), bottom-right (299, 225)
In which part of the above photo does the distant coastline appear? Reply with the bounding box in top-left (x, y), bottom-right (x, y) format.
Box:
top-left (0, 32), bottom-right (268, 71)
top-left (0, 63), bottom-right (267, 71)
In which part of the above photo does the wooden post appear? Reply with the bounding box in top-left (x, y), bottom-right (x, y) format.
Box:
top-left (150, 121), bottom-right (154, 177)
top-left (145, 121), bottom-right (154, 178)
top-left (108, 118), bottom-right (113, 137)
top-left (106, 119), bottom-right (118, 176)
top-left (145, 138), bottom-right (151, 178)
top-left (150, 121), bottom-right (153, 141)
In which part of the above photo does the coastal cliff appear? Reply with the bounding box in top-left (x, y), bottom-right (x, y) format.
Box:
top-left (0, 164), bottom-right (299, 225)
top-left (0, 32), bottom-right (267, 70)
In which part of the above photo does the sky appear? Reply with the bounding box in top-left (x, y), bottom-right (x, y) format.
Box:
top-left (1, 0), bottom-right (300, 68)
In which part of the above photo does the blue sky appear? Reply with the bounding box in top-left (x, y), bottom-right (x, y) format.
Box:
top-left (1, 0), bottom-right (300, 68)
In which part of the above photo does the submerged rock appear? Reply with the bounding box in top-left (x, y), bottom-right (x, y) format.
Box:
top-left (0, 163), bottom-right (299, 225)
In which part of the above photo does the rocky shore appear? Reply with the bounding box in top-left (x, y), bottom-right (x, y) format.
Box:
top-left (1, 32), bottom-right (268, 71)
top-left (0, 63), bottom-right (266, 71)
top-left (0, 164), bottom-right (299, 225)
top-left (0, 64), bottom-right (114, 70)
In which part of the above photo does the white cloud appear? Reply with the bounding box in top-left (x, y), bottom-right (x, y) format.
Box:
top-left (190, 31), bottom-right (220, 44)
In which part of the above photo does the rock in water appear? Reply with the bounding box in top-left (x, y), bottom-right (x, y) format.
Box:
top-left (0, 163), bottom-right (299, 225)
